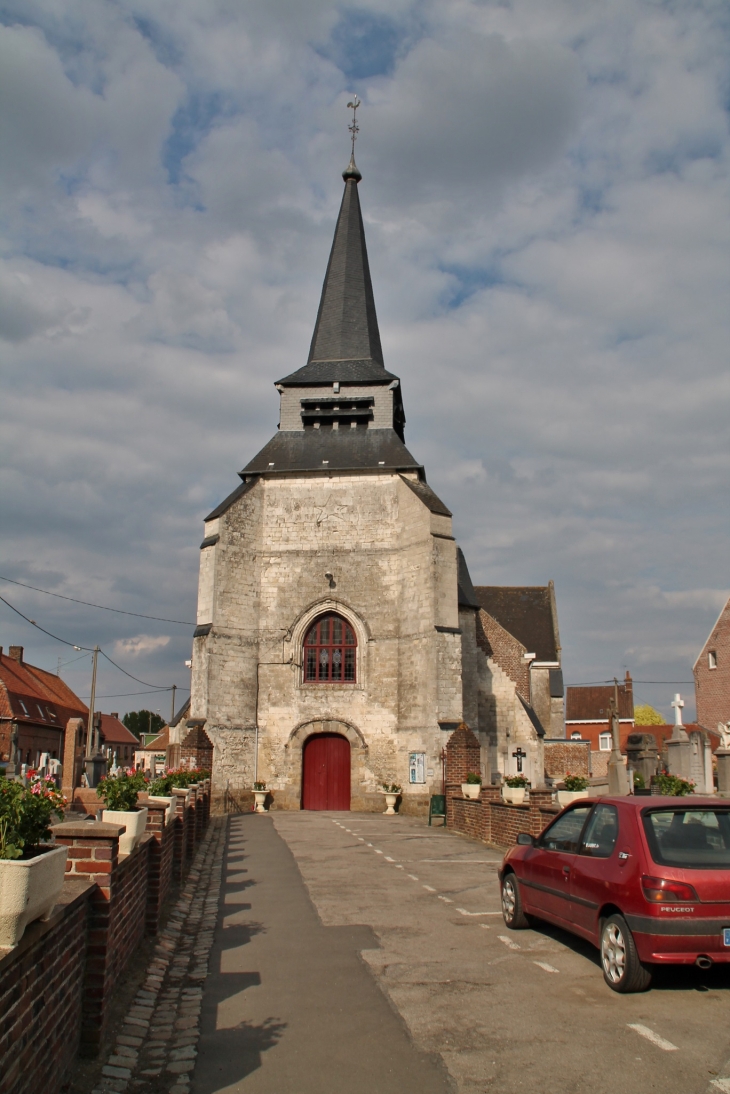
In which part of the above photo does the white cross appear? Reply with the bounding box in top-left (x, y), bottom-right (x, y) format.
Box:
top-left (671, 693), bottom-right (684, 726)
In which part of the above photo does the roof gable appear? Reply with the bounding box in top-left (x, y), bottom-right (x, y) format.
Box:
top-left (473, 586), bottom-right (558, 662)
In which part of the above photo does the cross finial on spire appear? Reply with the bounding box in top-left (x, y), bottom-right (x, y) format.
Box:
top-left (347, 95), bottom-right (360, 154)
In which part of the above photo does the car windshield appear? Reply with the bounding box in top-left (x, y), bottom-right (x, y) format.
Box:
top-left (643, 809), bottom-right (730, 869)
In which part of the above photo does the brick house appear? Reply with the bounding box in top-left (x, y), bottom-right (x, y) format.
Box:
top-left (0, 645), bottom-right (87, 768)
top-left (565, 673), bottom-right (634, 776)
top-left (472, 584), bottom-right (564, 785)
top-left (694, 595), bottom-right (730, 732)
top-left (98, 713), bottom-right (139, 767)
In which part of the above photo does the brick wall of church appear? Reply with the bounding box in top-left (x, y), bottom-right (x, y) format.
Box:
top-left (694, 599), bottom-right (730, 730)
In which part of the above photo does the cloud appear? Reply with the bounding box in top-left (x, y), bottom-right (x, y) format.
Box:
top-left (0, 0), bottom-right (727, 726)
top-left (115, 635), bottom-right (171, 657)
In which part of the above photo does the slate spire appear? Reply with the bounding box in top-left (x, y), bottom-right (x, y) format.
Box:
top-left (306, 154), bottom-right (384, 370)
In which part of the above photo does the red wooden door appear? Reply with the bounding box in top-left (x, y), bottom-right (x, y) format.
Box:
top-left (302, 734), bottom-right (351, 811)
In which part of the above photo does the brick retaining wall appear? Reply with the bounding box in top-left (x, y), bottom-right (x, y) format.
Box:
top-left (0, 784), bottom-right (208, 1094)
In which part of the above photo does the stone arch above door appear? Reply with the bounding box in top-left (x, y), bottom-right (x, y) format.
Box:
top-left (286, 718), bottom-right (367, 754)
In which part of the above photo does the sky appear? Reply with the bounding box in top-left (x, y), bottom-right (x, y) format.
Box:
top-left (1, 0), bottom-right (728, 724)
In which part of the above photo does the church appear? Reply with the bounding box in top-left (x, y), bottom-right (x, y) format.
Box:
top-left (185, 146), bottom-right (563, 813)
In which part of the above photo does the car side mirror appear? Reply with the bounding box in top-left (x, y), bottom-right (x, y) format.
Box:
top-left (516, 832), bottom-right (534, 846)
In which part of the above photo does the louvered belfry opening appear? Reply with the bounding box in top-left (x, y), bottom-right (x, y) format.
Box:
top-left (304, 613), bottom-right (357, 683)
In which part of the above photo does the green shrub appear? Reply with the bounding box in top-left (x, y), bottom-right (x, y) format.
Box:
top-left (653, 774), bottom-right (694, 797)
top-left (97, 771), bottom-right (147, 811)
top-left (632, 772), bottom-right (646, 789)
top-left (382, 783), bottom-right (402, 793)
top-left (465, 772), bottom-right (482, 785)
top-left (0, 774), bottom-right (67, 859)
top-left (563, 773), bottom-right (589, 792)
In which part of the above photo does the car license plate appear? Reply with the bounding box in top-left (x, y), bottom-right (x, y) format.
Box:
top-left (724, 928), bottom-right (730, 947)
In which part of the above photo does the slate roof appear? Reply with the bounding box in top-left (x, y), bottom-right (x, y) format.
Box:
top-left (205, 478), bottom-right (256, 522)
top-left (518, 694), bottom-right (546, 738)
top-left (457, 549), bottom-right (480, 610)
top-left (399, 475), bottom-right (451, 517)
top-left (169, 697), bottom-right (191, 729)
top-left (138, 726), bottom-right (170, 751)
top-left (473, 587), bottom-right (559, 662)
top-left (0, 649), bottom-right (87, 729)
top-left (239, 428), bottom-right (421, 476)
top-left (565, 683), bottom-right (634, 721)
top-left (278, 166), bottom-right (392, 386)
top-left (98, 713), bottom-right (139, 747)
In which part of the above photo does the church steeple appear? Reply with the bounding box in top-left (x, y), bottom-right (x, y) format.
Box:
top-left (278, 153), bottom-right (390, 385)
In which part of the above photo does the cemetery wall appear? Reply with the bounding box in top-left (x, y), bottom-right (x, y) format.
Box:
top-left (0, 783), bottom-right (209, 1094)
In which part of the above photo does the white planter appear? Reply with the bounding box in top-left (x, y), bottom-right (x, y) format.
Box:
top-left (461, 783), bottom-right (481, 800)
top-left (102, 807), bottom-right (148, 855)
top-left (557, 789), bottom-right (589, 808)
top-left (502, 786), bottom-right (527, 805)
top-left (0, 845), bottom-right (68, 949)
top-left (147, 796), bottom-right (175, 823)
top-left (254, 790), bottom-right (268, 813)
top-left (382, 792), bottom-right (399, 815)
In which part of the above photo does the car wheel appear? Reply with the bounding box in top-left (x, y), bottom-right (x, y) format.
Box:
top-left (501, 872), bottom-right (530, 929)
top-left (600, 914), bottom-right (652, 993)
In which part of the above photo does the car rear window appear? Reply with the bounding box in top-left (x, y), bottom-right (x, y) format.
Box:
top-left (643, 809), bottom-right (730, 869)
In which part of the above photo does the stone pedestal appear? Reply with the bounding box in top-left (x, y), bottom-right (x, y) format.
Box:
top-left (716, 750), bottom-right (730, 797)
top-left (666, 734), bottom-right (692, 782)
top-left (607, 753), bottom-right (629, 796)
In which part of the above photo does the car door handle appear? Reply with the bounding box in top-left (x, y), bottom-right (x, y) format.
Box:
top-left (618, 851), bottom-right (630, 864)
top-left (562, 866), bottom-right (571, 875)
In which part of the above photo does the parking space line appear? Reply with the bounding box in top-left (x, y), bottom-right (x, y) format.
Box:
top-left (437, 895), bottom-right (453, 903)
top-left (423, 885), bottom-right (436, 892)
top-left (384, 856), bottom-right (395, 862)
top-left (456, 909), bottom-right (501, 916)
top-left (394, 864), bottom-right (404, 869)
top-left (407, 874), bottom-right (419, 881)
top-left (374, 850), bottom-right (383, 854)
top-left (533, 961), bottom-right (559, 973)
top-left (498, 935), bottom-right (520, 950)
top-left (627, 1025), bottom-right (678, 1052)
top-left (711, 1079), bottom-right (730, 1093)
top-left (479, 924), bottom-right (492, 930)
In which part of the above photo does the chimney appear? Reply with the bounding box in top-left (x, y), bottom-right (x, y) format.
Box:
top-left (110, 713), bottom-right (118, 720)
top-left (8, 646), bottom-right (24, 664)
top-left (624, 670), bottom-right (634, 719)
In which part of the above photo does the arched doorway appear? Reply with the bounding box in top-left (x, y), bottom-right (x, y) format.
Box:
top-left (302, 734), bottom-right (351, 810)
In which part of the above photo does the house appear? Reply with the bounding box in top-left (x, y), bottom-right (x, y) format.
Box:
top-left (565, 673), bottom-right (634, 776)
top-left (472, 583), bottom-right (564, 784)
top-left (0, 645), bottom-right (87, 770)
top-left (135, 726), bottom-right (170, 774)
top-left (694, 595), bottom-right (730, 732)
top-left (99, 713), bottom-right (139, 768)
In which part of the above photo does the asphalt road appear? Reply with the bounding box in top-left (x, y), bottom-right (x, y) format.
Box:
top-left (196, 812), bottom-right (730, 1094)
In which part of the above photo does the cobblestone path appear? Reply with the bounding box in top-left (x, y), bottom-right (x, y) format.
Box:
top-left (92, 816), bottom-right (227, 1094)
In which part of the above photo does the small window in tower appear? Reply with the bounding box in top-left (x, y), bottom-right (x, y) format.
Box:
top-left (304, 613), bottom-right (357, 684)
top-left (708, 650), bottom-right (717, 669)
top-left (599, 733), bottom-right (612, 751)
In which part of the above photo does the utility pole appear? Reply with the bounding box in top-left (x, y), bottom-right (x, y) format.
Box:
top-left (607, 676), bottom-right (629, 795)
top-left (85, 646), bottom-right (99, 758)
top-left (170, 684), bottom-right (176, 725)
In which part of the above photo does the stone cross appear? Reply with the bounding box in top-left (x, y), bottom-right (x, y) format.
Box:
top-left (512, 747), bottom-right (527, 773)
top-left (671, 693), bottom-right (684, 727)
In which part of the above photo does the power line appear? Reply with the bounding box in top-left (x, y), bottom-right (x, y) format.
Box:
top-left (0, 593), bottom-right (178, 692)
top-left (79, 688), bottom-right (190, 699)
top-left (0, 574), bottom-right (195, 626)
top-left (567, 679), bottom-right (694, 686)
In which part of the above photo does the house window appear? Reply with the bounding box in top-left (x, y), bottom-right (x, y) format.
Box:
top-left (599, 733), bottom-right (612, 751)
top-left (708, 650), bottom-right (717, 669)
top-left (304, 613), bottom-right (357, 683)
top-left (570, 731), bottom-right (582, 740)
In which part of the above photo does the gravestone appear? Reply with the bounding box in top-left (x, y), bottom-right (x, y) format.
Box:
top-left (625, 732), bottom-right (659, 786)
top-left (666, 693), bottom-right (693, 782)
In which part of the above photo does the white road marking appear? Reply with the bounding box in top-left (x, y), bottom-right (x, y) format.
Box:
top-left (395, 864), bottom-right (404, 869)
top-left (367, 843), bottom-right (373, 847)
top-left (423, 885), bottom-right (437, 892)
top-left (408, 874), bottom-right (419, 881)
top-left (437, 895), bottom-right (454, 903)
top-left (498, 935), bottom-right (520, 950)
top-left (384, 856), bottom-right (395, 862)
top-left (711, 1079), bottom-right (730, 1093)
top-left (456, 909), bottom-right (502, 916)
top-left (358, 837), bottom-right (365, 841)
top-left (479, 924), bottom-right (491, 930)
top-left (374, 849), bottom-right (383, 854)
top-left (533, 961), bottom-right (559, 973)
top-left (627, 1025), bottom-right (678, 1052)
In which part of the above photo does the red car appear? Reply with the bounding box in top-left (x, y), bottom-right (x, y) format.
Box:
top-left (499, 796), bottom-right (730, 992)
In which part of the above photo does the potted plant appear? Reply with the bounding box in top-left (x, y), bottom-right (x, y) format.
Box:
top-left (503, 774), bottom-right (529, 805)
top-left (461, 772), bottom-right (482, 800)
top-left (0, 772), bottom-right (69, 948)
top-left (97, 770), bottom-right (148, 854)
top-left (147, 775), bottom-right (176, 822)
top-left (381, 783), bottom-right (402, 815)
top-left (253, 781), bottom-right (268, 813)
top-left (652, 774), bottom-right (695, 796)
top-left (557, 773), bottom-right (590, 807)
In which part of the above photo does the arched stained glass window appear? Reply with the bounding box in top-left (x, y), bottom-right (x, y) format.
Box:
top-left (304, 613), bottom-right (357, 683)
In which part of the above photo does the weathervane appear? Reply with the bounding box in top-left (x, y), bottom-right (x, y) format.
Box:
top-left (347, 96), bottom-right (360, 154)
